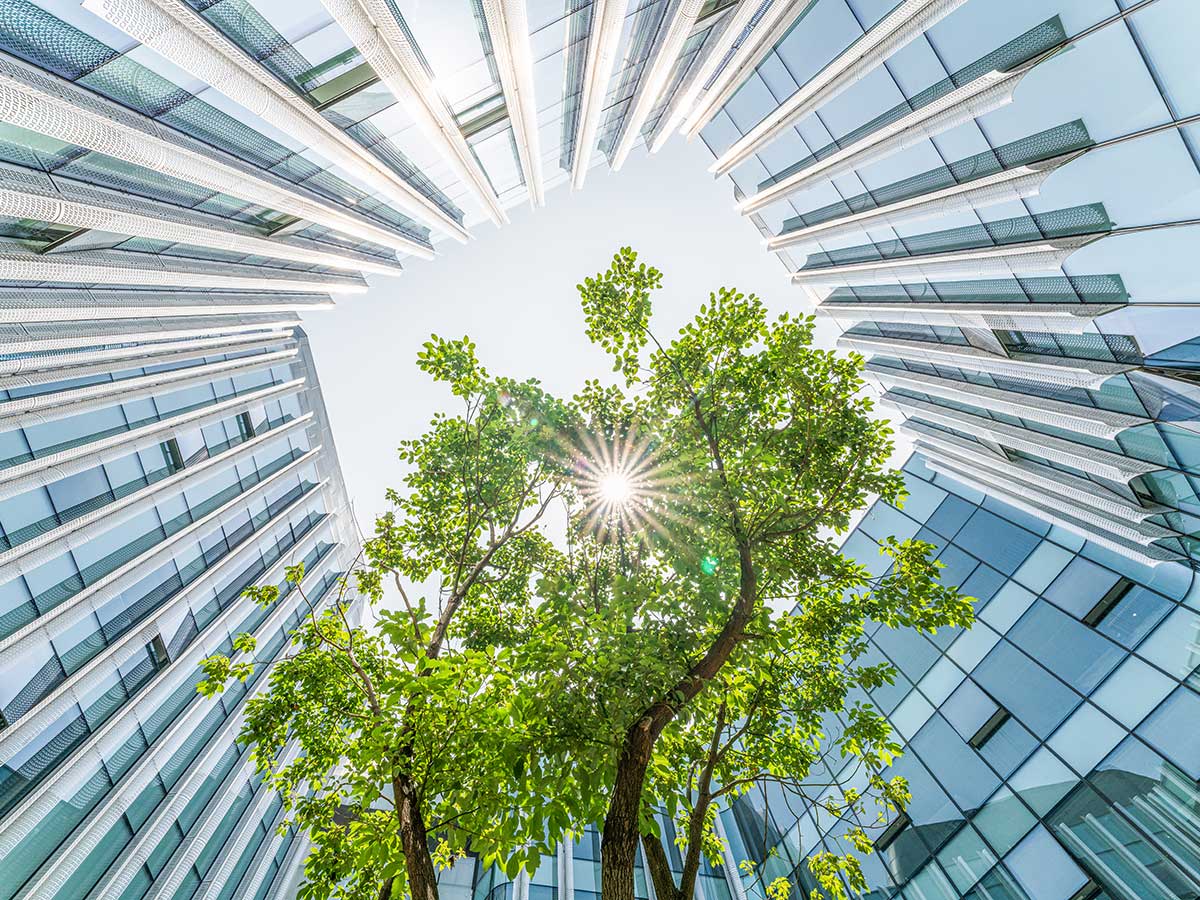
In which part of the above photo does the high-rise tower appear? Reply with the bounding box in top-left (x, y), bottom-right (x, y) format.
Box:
top-left (0, 2), bottom-right (1197, 900)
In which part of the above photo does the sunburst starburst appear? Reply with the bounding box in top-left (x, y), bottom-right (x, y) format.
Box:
top-left (571, 427), bottom-right (675, 544)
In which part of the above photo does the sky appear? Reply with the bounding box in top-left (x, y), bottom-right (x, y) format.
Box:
top-left (302, 137), bottom-right (905, 537)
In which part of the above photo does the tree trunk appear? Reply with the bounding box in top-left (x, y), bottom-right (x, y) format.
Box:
top-left (640, 831), bottom-right (682, 900)
top-left (677, 800), bottom-right (709, 900)
top-left (604, 544), bottom-right (758, 900)
top-left (397, 772), bottom-right (440, 900)
top-left (602, 719), bottom-right (656, 900)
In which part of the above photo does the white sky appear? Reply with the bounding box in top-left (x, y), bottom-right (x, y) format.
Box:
top-left (302, 138), bottom-right (907, 537)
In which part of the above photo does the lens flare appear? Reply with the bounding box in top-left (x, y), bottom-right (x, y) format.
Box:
top-left (598, 471), bottom-right (634, 506)
top-left (570, 425), bottom-right (688, 546)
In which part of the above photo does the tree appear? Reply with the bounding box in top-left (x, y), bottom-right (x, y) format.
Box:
top-left (521, 248), bottom-right (972, 900)
top-left (637, 543), bottom-right (962, 900)
top-left (198, 337), bottom-right (583, 900)
top-left (196, 247), bottom-right (970, 900)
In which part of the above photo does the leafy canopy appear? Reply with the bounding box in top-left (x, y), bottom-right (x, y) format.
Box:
top-left (197, 248), bottom-right (971, 900)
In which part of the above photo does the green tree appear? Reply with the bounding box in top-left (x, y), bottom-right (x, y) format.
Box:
top-left (198, 336), bottom-right (582, 900)
top-left (197, 247), bottom-right (970, 900)
top-left (637, 543), bottom-right (963, 900)
top-left (522, 248), bottom-right (972, 900)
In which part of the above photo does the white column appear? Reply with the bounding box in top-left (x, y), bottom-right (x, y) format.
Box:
top-left (0, 348), bottom-right (298, 432)
top-left (906, 422), bottom-right (1168, 524)
top-left (867, 365), bottom-right (1148, 438)
top-left (0, 288), bottom-right (333, 323)
top-left (611, 0), bottom-right (707, 170)
top-left (83, 0), bottom-right (467, 242)
top-left (0, 330), bottom-right (292, 382)
top-left (479, 0), bottom-right (545, 206)
top-left (671, 0), bottom-right (810, 143)
top-left (836, 332), bottom-right (1131, 389)
top-left (0, 469), bottom-right (326, 661)
top-left (881, 391), bottom-right (1162, 482)
top-left (571, 0), bottom-right (631, 189)
top-left (319, 0), bottom-right (509, 225)
top-left (922, 454), bottom-right (1179, 564)
top-left (0, 378), bottom-right (306, 503)
top-left (711, 0), bottom-right (969, 176)
top-left (0, 520), bottom-right (337, 879)
top-left (0, 414), bottom-right (313, 578)
top-left (0, 315), bottom-right (300, 354)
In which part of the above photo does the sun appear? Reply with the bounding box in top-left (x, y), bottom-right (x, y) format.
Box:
top-left (598, 470), bottom-right (635, 506)
top-left (570, 428), bottom-right (678, 544)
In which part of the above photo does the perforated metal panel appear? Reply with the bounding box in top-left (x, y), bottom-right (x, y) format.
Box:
top-left (0, 242), bottom-right (365, 292)
top-left (86, 0), bottom-right (461, 242)
top-left (477, 0), bottom-right (545, 203)
top-left (869, 364), bottom-right (1147, 438)
top-left (818, 300), bottom-right (1124, 334)
top-left (713, 0), bottom-right (969, 176)
top-left (0, 54), bottom-right (429, 253)
top-left (882, 391), bottom-right (1162, 481)
top-left (921, 455), bottom-right (1180, 565)
top-left (0, 164), bottom-right (403, 273)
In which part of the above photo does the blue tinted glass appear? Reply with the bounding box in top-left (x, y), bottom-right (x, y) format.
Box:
top-left (1009, 601), bottom-right (1124, 694)
top-left (1137, 686), bottom-right (1200, 779)
top-left (911, 714), bottom-right (1000, 814)
top-left (960, 564), bottom-right (1007, 611)
top-left (952, 509), bottom-right (1040, 575)
top-left (1043, 556), bottom-right (1122, 619)
top-left (1005, 825), bottom-right (1087, 900)
top-left (926, 495), bottom-right (975, 539)
top-left (875, 626), bottom-right (940, 683)
top-left (974, 642), bottom-right (1079, 739)
top-left (1099, 585), bottom-right (1170, 649)
top-left (934, 544), bottom-right (980, 591)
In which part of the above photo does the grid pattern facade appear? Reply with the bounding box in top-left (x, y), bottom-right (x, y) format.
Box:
top-left (0, 323), bottom-right (358, 900)
top-left (0, 1), bottom-right (1197, 899)
top-left (716, 456), bottom-right (1200, 900)
top-left (691, 1), bottom-right (1200, 898)
top-left (699, 0), bottom-right (1200, 568)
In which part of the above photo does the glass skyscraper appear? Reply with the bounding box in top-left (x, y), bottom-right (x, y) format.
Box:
top-left (0, 1), bottom-right (1196, 899)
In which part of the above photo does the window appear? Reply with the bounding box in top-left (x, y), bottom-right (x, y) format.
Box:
top-left (162, 438), bottom-right (184, 474)
top-left (974, 642), bottom-right (1079, 738)
top-left (237, 411), bottom-right (255, 441)
top-left (1082, 577), bottom-right (1132, 627)
top-left (1009, 601), bottom-right (1123, 694)
top-left (969, 707), bottom-right (1011, 751)
top-left (149, 634), bottom-right (170, 669)
top-left (874, 812), bottom-right (911, 854)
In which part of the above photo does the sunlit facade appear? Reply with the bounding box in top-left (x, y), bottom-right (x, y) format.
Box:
top-left (702, 0), bottom-right (1200, 569)
top-left (0, 322), bottom-right (357, 900)
top-left (721, 457), bottom-right (1200, 900)
top-left (0, 1), bottom-right (1197, 899)
top-left (699, 2), bottom-right (1200, 897)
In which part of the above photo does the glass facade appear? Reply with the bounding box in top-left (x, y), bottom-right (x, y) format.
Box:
top-left (716, 455), bottom-right (1200, 900)
top-left (0, 323), bottom-right (358, 900)
top-left (1, 0), bottom-right (1198, 898)
top-left (701, 0), bottom-right (1200, 567)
